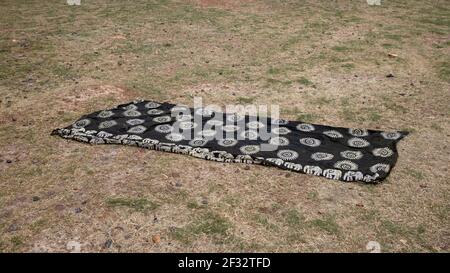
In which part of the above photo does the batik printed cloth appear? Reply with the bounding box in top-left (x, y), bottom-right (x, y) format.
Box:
top-left (52, 100), bottom-right (408, 183)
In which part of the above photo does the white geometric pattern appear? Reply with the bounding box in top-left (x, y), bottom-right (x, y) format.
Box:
top-left (271, 119), bottom-right (288, 125)
top-left (372, 147), bottom-right (394, 157)
top-left (226, 114), bottom-right (245, 123)
top-left (381, 131), bottom-right (401, 140)
top-left (296, 123), bottom-right (315, 132)
top-left (222, 125), bottom-right (239, 132)
top-left (97, 110), bottom-right (114, 118)
top-left (126, 119), bottom-right (145, 126)
top-left (277, 150), bottom-right (299, 161)
top-left (348, 137), bottom-right (370, 148)
top-left (73, 119), bottom-right (91, 128)
top-left (271, 127), bottom-right (291, 135)
top-left (334, 160), bottom-right (358, 171)
top-left (311, 152), bottom-right (334, 161)
top-left (189, 138), bottom-right (208, 147)
top-left (323, 130), bottom-right (343, 138)
top-left (155, 124), bottom-right (173, 133)
top-left (153, 116), bottom-right (172, 123)
top-left (299, 137), bottom-right (321, 147)
top-left (370, 163), bottom-right (391, 173)
top-left (247, 121), bottom-right (265, 129)
top-left (269, 136), bottom-right (289, 146)
top-left (123, 109), bottom-right (141, 117)
top-left (98, 120), bottom-right (117, 129)
top-left (240, 130), bottom-right (258, 140)
top-left (340, 150), bottom-right (363, 160)
top-left (218, 138), bottom-right (238, 147)
top-left (127, 125), bottom-right (147, 134)
top-left (165, 133), bottom-right (184, 142)
top-left (147, 109), bottom-right (164, 115)
top-left (240, 145), bottom-right (260, 155)
top-left (349, 128), bottom-right (369, 137)
top-left (145, 101), bottom-right (161, 109)
top-left (206, 119), bottom-right (224, 126)
top-left (177, 121), bottom-right (198, 130)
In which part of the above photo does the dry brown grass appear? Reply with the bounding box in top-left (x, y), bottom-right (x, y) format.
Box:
top-left (0, 0), bottom-right (449, 252)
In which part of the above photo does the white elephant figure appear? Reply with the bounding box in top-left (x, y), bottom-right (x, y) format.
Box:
top-left (85, 130), bottom-right (97, 135)
top-left (235, 154), bottom-right (254, 163)
top-left (74, 135), bottom-right (89, 142)
top-left (253, 157), bottom-right (264, 164)
top-left (265, 158), bottom-right (284, 166)
top-left (137, 142), bottom-right (148, 148)
top-left (303, 165), bottom-right (322, 176)
top-left (143, 138), bottom-right (159, 145)
top-left (105, 138), bottom-right (121, 144)
top-left (140, 138), bottom-right (158, 148)
top-left (89, 137), bottom-right (105, 145)
top-left (284, 162), bottom-right (302, 172)
top-left (72, 128), bottom-right (85, 133)
top-left (114, 134), bottom-right (129, 140)
top-left (127, 135), bottom-right (142, 140)
top-left (190, 147), bottom-right (210, 159)
top-left (121, 139), bottom-right (137, 146)
top-left (159, 143), bottom-right (175, 152)
top-left (323, 169), bottom-right (342, 180)
top-left (176, 145), bottom-right (193, 155)
top-left (171, 145), bottom-right (182, 153)
top-left (363, 173), bottom-right (380, 183)
top-left (97, 131), bottom-right (113, 138)
top-left (60, 129), bottom-right (72, 135)
top-left (343, 171), bottom-right (364, 182)
top-left (212, 151), bottom-right (234, 162)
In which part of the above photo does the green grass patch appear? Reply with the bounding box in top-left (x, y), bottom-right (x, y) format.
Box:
top-left (106, 197), bottom-right (159, 212)
top-left (187, 201), bottom-right (205, 209)
top-left (283, 209), bottom-right (304, 228)
top-left (341, 63), bottom-right (355, 69)
top-left (381, 96), bottom-right (408, 114)
top-left (382, 43), bottom-right (398, 49)
top-left (170, 212), bottom-right (232, 244)
top-left (314, 96), bottom-right (333, 106)
top-left (222, 195), bottom-right (241, 208)
top-left (193, 212), bottom-right (231, 235)
top-left (368, 110), bottom-right (382, 122)
top-left (437, 61), bottom-right (450, 82)
top-left (30, 219), bottom-right (48, 232)
top-left (384, 33), bottom-right (403, 41)
top-left (310, 215), bottom-right (340, 235)
top-left (340, 107), bottom-right (359, 122)
top-left (11, 236), bottom-right (23, 248)
top-left (419, 17), bottom-right (450, 28)
top-left (405, 168), bottom-right (424, 180)
top-left (253, 214), bottom-right (279, 231)
top-left (237, 96), bottom-right (255, 104)
top-left (267, 67), bottom-right (281, 75)
top-left (296, 77), bottom-right (313, 86)
top-left (381, 220), bottom-right (402, 234)
top-left (296, 113), bottom-right (317, 123)
top-left (331, 46), bottom-right (350, 52)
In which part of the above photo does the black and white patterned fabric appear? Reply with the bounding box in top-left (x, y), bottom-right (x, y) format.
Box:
top-left (52, 100), bottom-right (408, 183)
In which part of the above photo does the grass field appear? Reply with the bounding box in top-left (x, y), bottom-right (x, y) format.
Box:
top-left (0, 0), bottom-right (449, 252)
